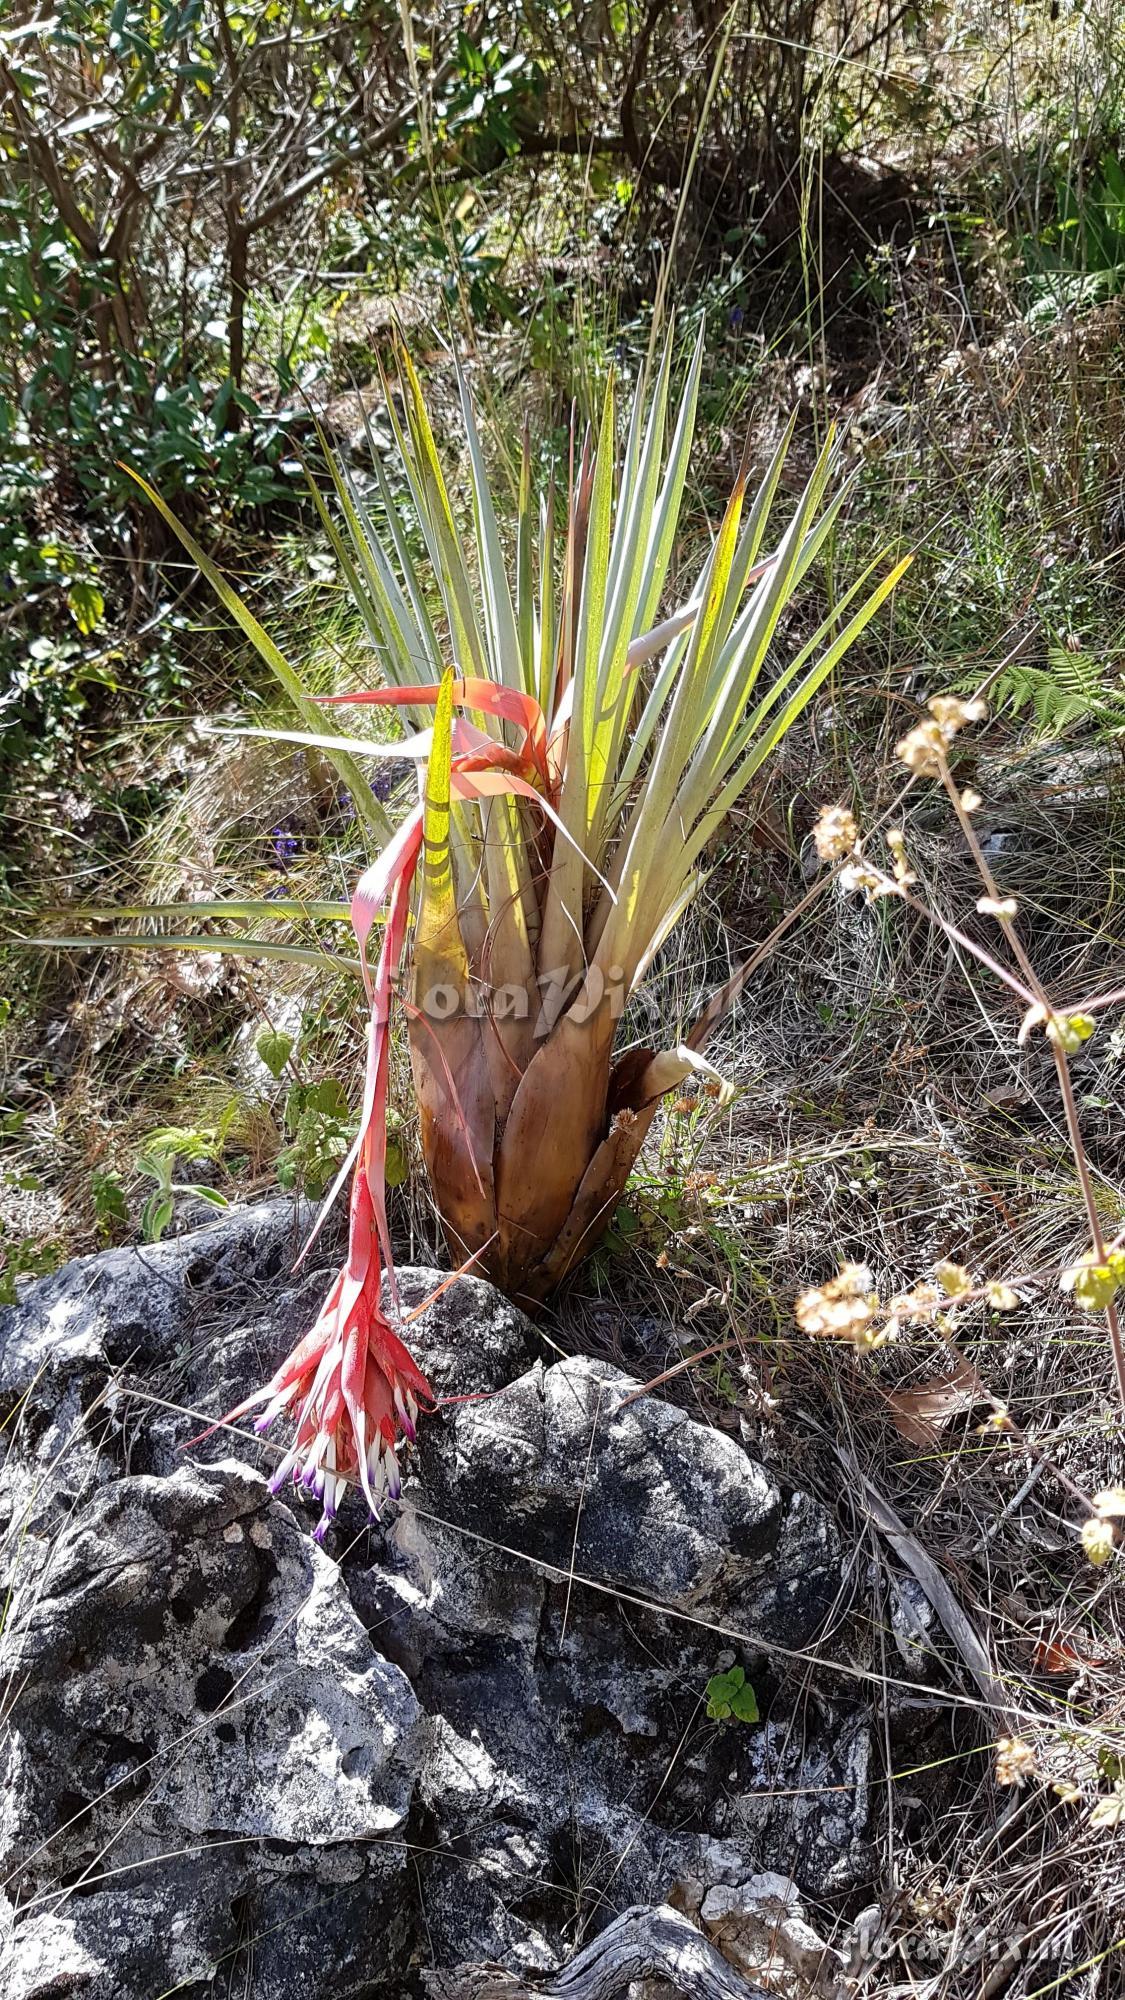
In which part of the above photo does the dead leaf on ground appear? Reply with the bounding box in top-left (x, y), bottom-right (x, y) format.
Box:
top-left (1031, 1634), bottom-right (1106, 1675)
top-left (885, 1358), bottom-right (989, 1446)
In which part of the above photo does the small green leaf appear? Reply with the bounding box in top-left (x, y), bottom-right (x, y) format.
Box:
top-left (143, 1125), bottom-right (220, 1164)
top-left (91, 1171), bottom-right (128, 1228)
top-left (306, 1078), bottom-right (349, 1117)
top-left (604, 1203), bottom-right (640, 1255)
top-left (255, 1026), bottom-right (295, 1079)
top-left (184, 1185), bottom-right (230, 1210)
top-left (141, 1191), bottom-right (175, 1244)
top-left (67, 579), bottom-right (105, 634)
top-left (705, 1665), bottom-right (759, 1724)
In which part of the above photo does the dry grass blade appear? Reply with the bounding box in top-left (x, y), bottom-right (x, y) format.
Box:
top-left (834, 1444), bottom-right (1020, 1728)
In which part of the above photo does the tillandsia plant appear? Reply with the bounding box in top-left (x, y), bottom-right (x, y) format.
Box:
top-left (67, 333), bottom-right (906, 1534)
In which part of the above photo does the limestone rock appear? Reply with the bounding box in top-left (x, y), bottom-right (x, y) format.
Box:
top-left (0, 1458), bottom-right (421, 1999)
top-left (0, 1214), bottom-right (880, 1997)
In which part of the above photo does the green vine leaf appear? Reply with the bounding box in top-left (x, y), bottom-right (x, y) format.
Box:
top-left (255, 1026), bottom-right (295, 1080)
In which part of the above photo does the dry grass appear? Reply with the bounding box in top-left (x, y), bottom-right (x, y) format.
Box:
top-left (547, 703), bottom-right (1125, 1991)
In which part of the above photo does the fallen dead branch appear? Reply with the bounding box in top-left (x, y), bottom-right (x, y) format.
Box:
top-left (420, 1903), bottom-right (770, 2000)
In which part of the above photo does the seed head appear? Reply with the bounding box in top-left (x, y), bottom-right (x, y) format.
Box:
top-left (839, 860), bottom-right (886, 901)
top-left (813, 804), bottom-right (858, 862)
top-left (1089, 1790), bottom-right (1125, 1828)
top-left (986, 1281), bottom-right (1019, 1311)
top-left (896, 694), bottom-right (986, 778)
top-left (995, 1737), bottom-right (1037, 1787)
top-left (929, 694), bottom-right (987, 730)
top-left (884, 1280), bottom-right (944, 1336)
top-left (896, 718), bottom-right (949, 778)
top-left (795, 1264), bottom-right (884, 1347)
top-left (885, 826), bottom-right (916, 888)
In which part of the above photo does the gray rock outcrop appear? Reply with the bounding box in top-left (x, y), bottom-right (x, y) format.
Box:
top-left (0, 1203), bottom-right (875, 1998)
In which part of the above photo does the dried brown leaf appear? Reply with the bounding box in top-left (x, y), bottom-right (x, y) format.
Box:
top-left (885, 1358), bottom-right (988, 1446)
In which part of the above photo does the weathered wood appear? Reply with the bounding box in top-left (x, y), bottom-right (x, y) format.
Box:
top-left (421, 1903), bottom-right (771, 2000)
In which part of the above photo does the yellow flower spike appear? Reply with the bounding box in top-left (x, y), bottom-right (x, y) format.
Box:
top-left (1045, 1012), bottom-right (1096, 1053)
top-left (1062, 1249), bottom-right (1125, 1312)
top-left (935, 1259), bottom-right (973, 1298)
top-left (1081, 1517), bottom-right (1116, 1566)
